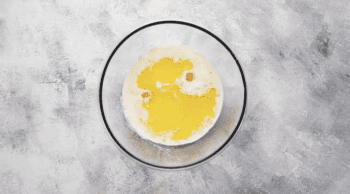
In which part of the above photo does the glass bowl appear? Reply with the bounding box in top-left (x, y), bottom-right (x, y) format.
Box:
top-left (99, 21), bottom-right (247, 170)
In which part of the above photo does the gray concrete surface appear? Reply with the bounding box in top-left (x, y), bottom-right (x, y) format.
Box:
top-left (1, 0), bottom-right (350, 193)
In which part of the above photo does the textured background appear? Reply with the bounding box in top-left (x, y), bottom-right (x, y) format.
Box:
top-left (1, 0), bottom-right (350, 193)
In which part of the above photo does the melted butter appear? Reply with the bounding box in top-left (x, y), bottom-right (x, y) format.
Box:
top-left (137, 57), bottom-right (217, 140)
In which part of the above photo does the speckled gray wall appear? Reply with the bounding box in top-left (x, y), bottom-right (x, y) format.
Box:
top-left (1, 0), bottom-right (350, 193)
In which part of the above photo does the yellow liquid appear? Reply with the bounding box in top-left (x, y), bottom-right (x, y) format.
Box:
top-left (137, 57), bottom-right (217, 140)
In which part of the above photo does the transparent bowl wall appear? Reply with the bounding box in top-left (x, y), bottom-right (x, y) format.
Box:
top-left (100, 21), bottom-right (246, 170)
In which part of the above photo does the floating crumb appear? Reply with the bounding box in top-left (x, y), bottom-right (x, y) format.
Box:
top-left (142, 92), bottom-right (150, 98)
top-left (186, 72), bottom-right (194, 81)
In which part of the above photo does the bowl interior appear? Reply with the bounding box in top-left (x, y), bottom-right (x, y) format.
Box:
top-left (100, 22), bottom-right (246, 169)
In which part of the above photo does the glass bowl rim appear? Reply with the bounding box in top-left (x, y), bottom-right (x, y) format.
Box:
top-left (99, 20), bottom-right (248, 171)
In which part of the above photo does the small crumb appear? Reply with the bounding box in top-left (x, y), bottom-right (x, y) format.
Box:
top-left (142, 92), bottom-right (150, 98)
top-left (186, 73), bottom-right (194, 81)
